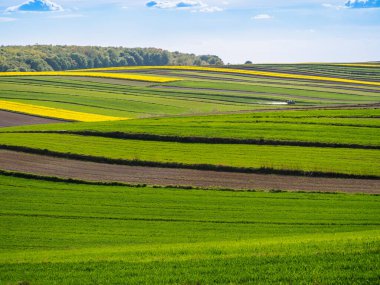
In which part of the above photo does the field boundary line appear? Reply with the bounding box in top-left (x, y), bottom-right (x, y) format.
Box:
top-left (2, 210), bottom-right (379, 226)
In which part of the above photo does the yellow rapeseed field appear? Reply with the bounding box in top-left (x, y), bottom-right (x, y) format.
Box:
top-left (0, 100), bottom-right (128, 122)
top-left (334, 63), bottom-right (380, 68)
top-left (82, 66), bottom-right (380, 87)
top-left (0, 71), bottom-right (181, 83)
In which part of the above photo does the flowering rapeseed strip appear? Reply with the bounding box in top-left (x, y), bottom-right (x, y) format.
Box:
top-left (82, 66), bottom-right (380, 87)
top-left (334, 63), bottom-right (380, 68)
top-left (0, 100), bottom-right (128, 122)
top-left (0, 71), bottom-right (181, 83)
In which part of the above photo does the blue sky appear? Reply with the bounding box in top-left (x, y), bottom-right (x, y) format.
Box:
top-left (0, 0), bottom-right (379, 63)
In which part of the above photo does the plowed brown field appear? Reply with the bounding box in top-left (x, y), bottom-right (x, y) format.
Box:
top-left (0, 110), bottom-right (64, 127)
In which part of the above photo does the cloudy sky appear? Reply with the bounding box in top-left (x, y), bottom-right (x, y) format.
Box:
top-left (0, 0), bottom-right (379, 63)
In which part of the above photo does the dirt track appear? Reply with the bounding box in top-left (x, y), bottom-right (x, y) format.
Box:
top-left (0, 110), bottom-right (64, 127)
top-left (0, 150), bottom-right (378, 193)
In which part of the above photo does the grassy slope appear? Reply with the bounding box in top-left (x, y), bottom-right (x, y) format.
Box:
top-left (0, 175), bottom-right (379, 284)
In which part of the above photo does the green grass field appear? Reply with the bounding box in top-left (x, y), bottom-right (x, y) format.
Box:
top-left (0, 64), bottom-right (379, 284)
top-left (0, 175), bottom-right (379, 284)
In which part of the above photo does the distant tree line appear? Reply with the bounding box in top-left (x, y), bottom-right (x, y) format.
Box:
top-left (0, 45), bottom-right (224, 72)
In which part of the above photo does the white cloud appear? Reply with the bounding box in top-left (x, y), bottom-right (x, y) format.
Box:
top-left (6, 0), bottom-right (63, 13)
top-left (252, 14), bottom-right (273, 20)
top-left (0, 17), bottom-right (16, 22)
top-left (322, 3), bottom-right (345, 10)
top-left (198, 6), bottom-right (223, 12)
top-left (345, 0), bottom-right (380, 8)
top-left (146, 0), bottom-right (222, 12)
top-left (49, 13), bottom-right (84, 19)
top-left (146, 1), bottom-right (201, 9)
top-left (322, 3), bottom-right (334, 8)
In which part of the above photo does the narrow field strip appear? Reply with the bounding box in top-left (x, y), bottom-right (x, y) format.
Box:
top-left (82, 66), bottom-right (380, 87)
top-left (0, 110), bottom-right (64, 127)
top-left (0, 71), bottom-right (181, 83)
top-left (0, 150), bottom-right (379, 193)
top-left (335, 63), bottom-right (380, 68)
top-left (10, 130), bottom-right (379, 150)
top-left (0, 100), bottom-right (128, 122)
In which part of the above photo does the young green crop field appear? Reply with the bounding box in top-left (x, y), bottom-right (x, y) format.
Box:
top-left (0, 175), bottom-right (379, 284)
top-left (0, 64), bottom-right (379, 284)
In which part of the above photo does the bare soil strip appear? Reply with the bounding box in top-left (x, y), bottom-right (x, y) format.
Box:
top-left (0, 110), bottom-right (64, 127)
top-left (0, 150), bottom-right (378, 193)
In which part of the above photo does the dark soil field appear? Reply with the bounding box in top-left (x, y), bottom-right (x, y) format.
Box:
top-left (1, 149), bottom-right (378, 193)
top-left (0, 110), bottom-right (64, 127)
